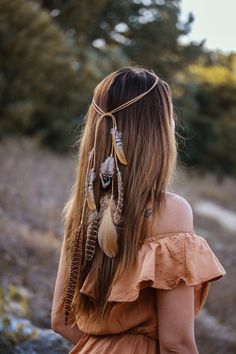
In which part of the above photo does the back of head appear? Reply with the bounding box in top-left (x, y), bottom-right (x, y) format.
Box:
top-left (56, 66), bottom-right (177, 325)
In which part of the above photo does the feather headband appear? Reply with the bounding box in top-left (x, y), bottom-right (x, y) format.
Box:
top-left (64, 73), bottom-right (159, 325)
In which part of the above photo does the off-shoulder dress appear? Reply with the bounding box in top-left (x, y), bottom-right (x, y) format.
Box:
top-left (69, 231), bottom-right (226, 354)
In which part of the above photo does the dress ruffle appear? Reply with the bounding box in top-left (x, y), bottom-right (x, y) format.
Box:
top-left (79, 232), bottom-right (226, 316)
top-left (69, 332), bottom-right (158, 354)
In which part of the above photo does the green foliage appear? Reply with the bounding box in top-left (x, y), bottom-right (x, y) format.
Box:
top-left (0, 284), bottom-right (29, 318)
top-left (0, 285), bottom-right (37, 345)
top-left (0, 0), bottom-right (203, 151)
top-left (0, 0), bottom-right (80, 151)
top-left (175, 53), bottom-right (236, 176)
top-left (40, 0), bottom-right (201, 79)
top-left (0, 0), bottom-right (235, 175)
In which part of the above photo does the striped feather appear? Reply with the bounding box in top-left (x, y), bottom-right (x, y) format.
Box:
top-left (64, 225), bottom-right (83, 325)
top-left (111, 128), bottom-right (128, 165)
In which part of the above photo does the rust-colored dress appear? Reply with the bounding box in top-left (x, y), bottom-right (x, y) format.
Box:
top-left (69, 231), bottom-right (226, 354)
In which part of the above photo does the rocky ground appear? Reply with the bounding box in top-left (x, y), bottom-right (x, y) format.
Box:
top-left (0, 138), bottom-right (235, 353)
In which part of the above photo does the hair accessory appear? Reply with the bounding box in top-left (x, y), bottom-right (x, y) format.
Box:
top-left (113, 169), bottom-right (124, 224)
top-left (110, 128), bottom-right (127, 165)
top-left (85, 209), bottom-right (99, 261)
top-left (90, 73), bottom-right (159, 232)
top-left (97, 193), bottom-right (118, 257)
top-left (64, 223), bottom-right (83, 326)
top-left (64, 150), bottom-right (91, 325)
top-left (64, 73), bottom-right (159, 325)
top-left (99, 154), bottom-right (115, 189)
top-left (87, 169), bottom-right (96, 210)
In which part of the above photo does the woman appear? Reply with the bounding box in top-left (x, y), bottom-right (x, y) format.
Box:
top-left (51, 66), bottom-right (226, 353)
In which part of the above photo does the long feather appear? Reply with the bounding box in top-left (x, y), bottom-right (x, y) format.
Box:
top-left (114, 170), bottom-right (124, 224)
top-left (64, 224), bottom-right (83, 325)
top-left (111, 128), bottom-right (128, 165)
top-left (87, 170), bottom-right (96, 210)
top-left (85, 210), bottom-right (98, 261)
top-left (98, 195), bottom-right (118, 258)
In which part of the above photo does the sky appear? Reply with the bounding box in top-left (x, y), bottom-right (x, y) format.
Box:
top-left (180, 0), bottom-right (236, 53)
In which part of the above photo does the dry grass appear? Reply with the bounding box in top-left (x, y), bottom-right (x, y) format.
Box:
top-left (0, 138), bottom-right (76, 327)
top-left (0, 138), bottom-right (235, 352)
top-left (172, 168), bottom-right (236, 331)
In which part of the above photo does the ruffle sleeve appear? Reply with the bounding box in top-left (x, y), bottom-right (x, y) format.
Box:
top-left (79, 232), bottom-right (226, 317)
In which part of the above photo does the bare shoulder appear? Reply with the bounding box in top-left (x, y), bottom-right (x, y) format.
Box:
top-left (165, 192), bottom-right (193, 219)
top-left (147, 192), bottom-right (194, 235)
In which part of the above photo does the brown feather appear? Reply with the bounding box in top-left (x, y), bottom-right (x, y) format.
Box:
top-left (98, 195), bottom-right (118, 258)
top-left (87, 170), bottom-right (96, 210)
top-left (64, 224), bottom-right (83, 325)
top-left (111, 128), bottom-right (128, 165)
top-left (114, 170), bottom-right (124, 224)
top-left (85, 210), bottom-right (98, 261)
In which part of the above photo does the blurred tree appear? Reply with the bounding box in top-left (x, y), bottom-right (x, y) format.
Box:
top-left (38, 0), bottom-right (203, 125)
top-left (39, 0), bottom-right (202, 80)
top-left (0, 0), bottom-right (80, 150)
top-left (175, 53), bottom-right (236, 176)
top-left (1, 0), bottom-right (203, 151)
top-left (1, 0), bottom-right (235, 177)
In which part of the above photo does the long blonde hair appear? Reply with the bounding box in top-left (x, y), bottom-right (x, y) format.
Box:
top-left (55, 66), bottom-right (177, 325)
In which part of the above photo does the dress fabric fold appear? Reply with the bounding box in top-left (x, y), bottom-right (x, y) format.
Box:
top-left (69, 232), bottom-right (226, 354)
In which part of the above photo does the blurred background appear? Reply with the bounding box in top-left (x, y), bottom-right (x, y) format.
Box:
top-left (0, 0), bottom-right (235, 353)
